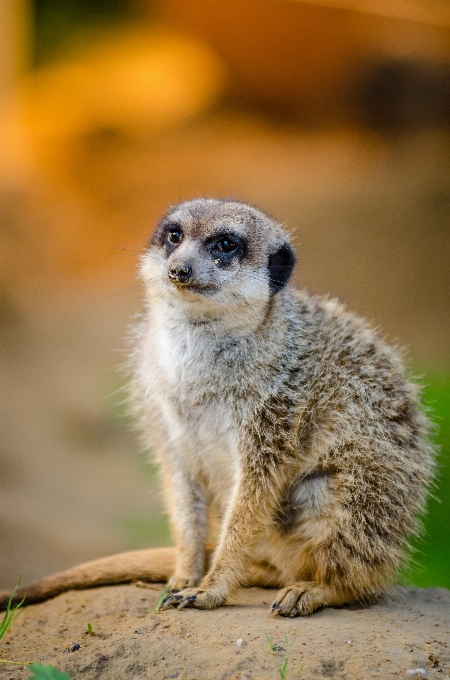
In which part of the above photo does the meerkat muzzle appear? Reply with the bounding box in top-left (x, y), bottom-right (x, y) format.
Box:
top-left (168, 263), bottom-right (192, 284)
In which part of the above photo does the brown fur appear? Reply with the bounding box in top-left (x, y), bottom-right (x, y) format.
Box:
top-left (0, 199), bottom-right (435, 616)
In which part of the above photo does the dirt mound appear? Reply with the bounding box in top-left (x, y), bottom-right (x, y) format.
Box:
top-left (0, 585), bottom-right (449, 679)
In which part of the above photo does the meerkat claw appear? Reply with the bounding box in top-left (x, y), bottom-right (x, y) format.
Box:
top-left (160, 587), bottom-right (205, 611)
top-left (176, 595), bottom-right (197, 610)
top-left (159, 594), bottom-right (183, 611)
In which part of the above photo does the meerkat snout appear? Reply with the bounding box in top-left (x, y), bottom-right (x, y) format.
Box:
top-left (168, 262), bottom-right (192, 284)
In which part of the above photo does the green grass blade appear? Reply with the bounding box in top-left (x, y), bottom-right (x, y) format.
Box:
top-left (0, 659), bottom-right (37, 665)
top-left (258, 620), bottom-right (275, 654)
top-left (0, 576), bottom-right (26, 641)
top-left (276, 634), bottom-right (290, 679)
top-left (155, 585), bottom-right (170, 614)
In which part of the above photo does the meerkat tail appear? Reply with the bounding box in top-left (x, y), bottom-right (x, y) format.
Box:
top-left (0, 547), bottom-right (176, 610)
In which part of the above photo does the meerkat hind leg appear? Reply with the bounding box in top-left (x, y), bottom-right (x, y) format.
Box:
top-left (271, 582), bottom-right (345, 617)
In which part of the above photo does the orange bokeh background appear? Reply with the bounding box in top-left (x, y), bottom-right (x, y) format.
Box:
top-left (1, 0), bottom-right (449, 589)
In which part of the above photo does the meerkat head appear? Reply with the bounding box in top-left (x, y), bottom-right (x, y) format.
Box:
top-left (140, 199), bottom-right (295, 324)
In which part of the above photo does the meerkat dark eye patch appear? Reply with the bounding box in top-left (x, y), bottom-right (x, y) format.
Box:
top-left (150, 223), bottom-right (184, 254)
top-left (216, 237), bottom-right (238, 253)
top-left (149, 221), bottom-right (184, 252)
top-left (206, 232), bottom-right (246, 266)
top-left (268, 243), bottom-right (296, 294)
top-left (165, 227), bottom-right (183, 246)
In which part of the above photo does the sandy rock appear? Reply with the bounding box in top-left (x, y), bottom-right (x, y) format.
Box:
top-left (0, 585), bottom-right (449, 679)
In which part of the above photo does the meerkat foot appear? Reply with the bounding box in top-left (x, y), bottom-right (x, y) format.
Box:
top-left (160, 587), bottom-right (225, 611)
top-left (270, 582), bottom-right (339, 617)
top-left (168, 576), bottom-right (201, 592)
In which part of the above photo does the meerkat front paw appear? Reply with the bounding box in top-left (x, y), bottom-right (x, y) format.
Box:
top-left (270, 582), bottom-right (333, 617)
top-left (160, 587), bottom-right (225, 611)
top-left (168, 576), bottom-right (200, 592)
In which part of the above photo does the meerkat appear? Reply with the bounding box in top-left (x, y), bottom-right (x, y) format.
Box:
top-left (1, 199), bottom-right (435, 617)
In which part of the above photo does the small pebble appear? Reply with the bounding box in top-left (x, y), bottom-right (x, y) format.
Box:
top-left (407, 670), bottom-right (426, 676)
top-left (71, 643), bottom-right (80, 652)
top-left (236, 638), bottom-right (243, 647)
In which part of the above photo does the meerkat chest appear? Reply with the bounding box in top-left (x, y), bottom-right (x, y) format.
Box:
top-left (147, 317), bottom-right (244, 490)
top-left (157, 387), bottom-right (240, 499)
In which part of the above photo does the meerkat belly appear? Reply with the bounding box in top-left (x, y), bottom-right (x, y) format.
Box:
top-left (178, 401), bottom-right (238, 502)
top-left (154, 384), bottom-right (239, 506)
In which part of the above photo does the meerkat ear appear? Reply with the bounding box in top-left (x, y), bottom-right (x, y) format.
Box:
top-left (268, 243), bottom-right (296, 294)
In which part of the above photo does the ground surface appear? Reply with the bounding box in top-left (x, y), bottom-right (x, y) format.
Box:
top-left (0, 585), bottom-right (449, 679)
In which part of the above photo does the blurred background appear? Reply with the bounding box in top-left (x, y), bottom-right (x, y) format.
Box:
top-left (0, 0), bottom-right (449, 591)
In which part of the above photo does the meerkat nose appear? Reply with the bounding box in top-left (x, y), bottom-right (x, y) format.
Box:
top-left (168, 264), bottom-right (192, 284)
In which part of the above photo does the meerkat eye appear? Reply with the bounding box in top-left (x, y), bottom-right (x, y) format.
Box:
top-left (166, 228), bottom-right (183, 245)
top-left (217, 238), bottom-right (238, 253)
top-left (206, 232), bottom-right (245, 264)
